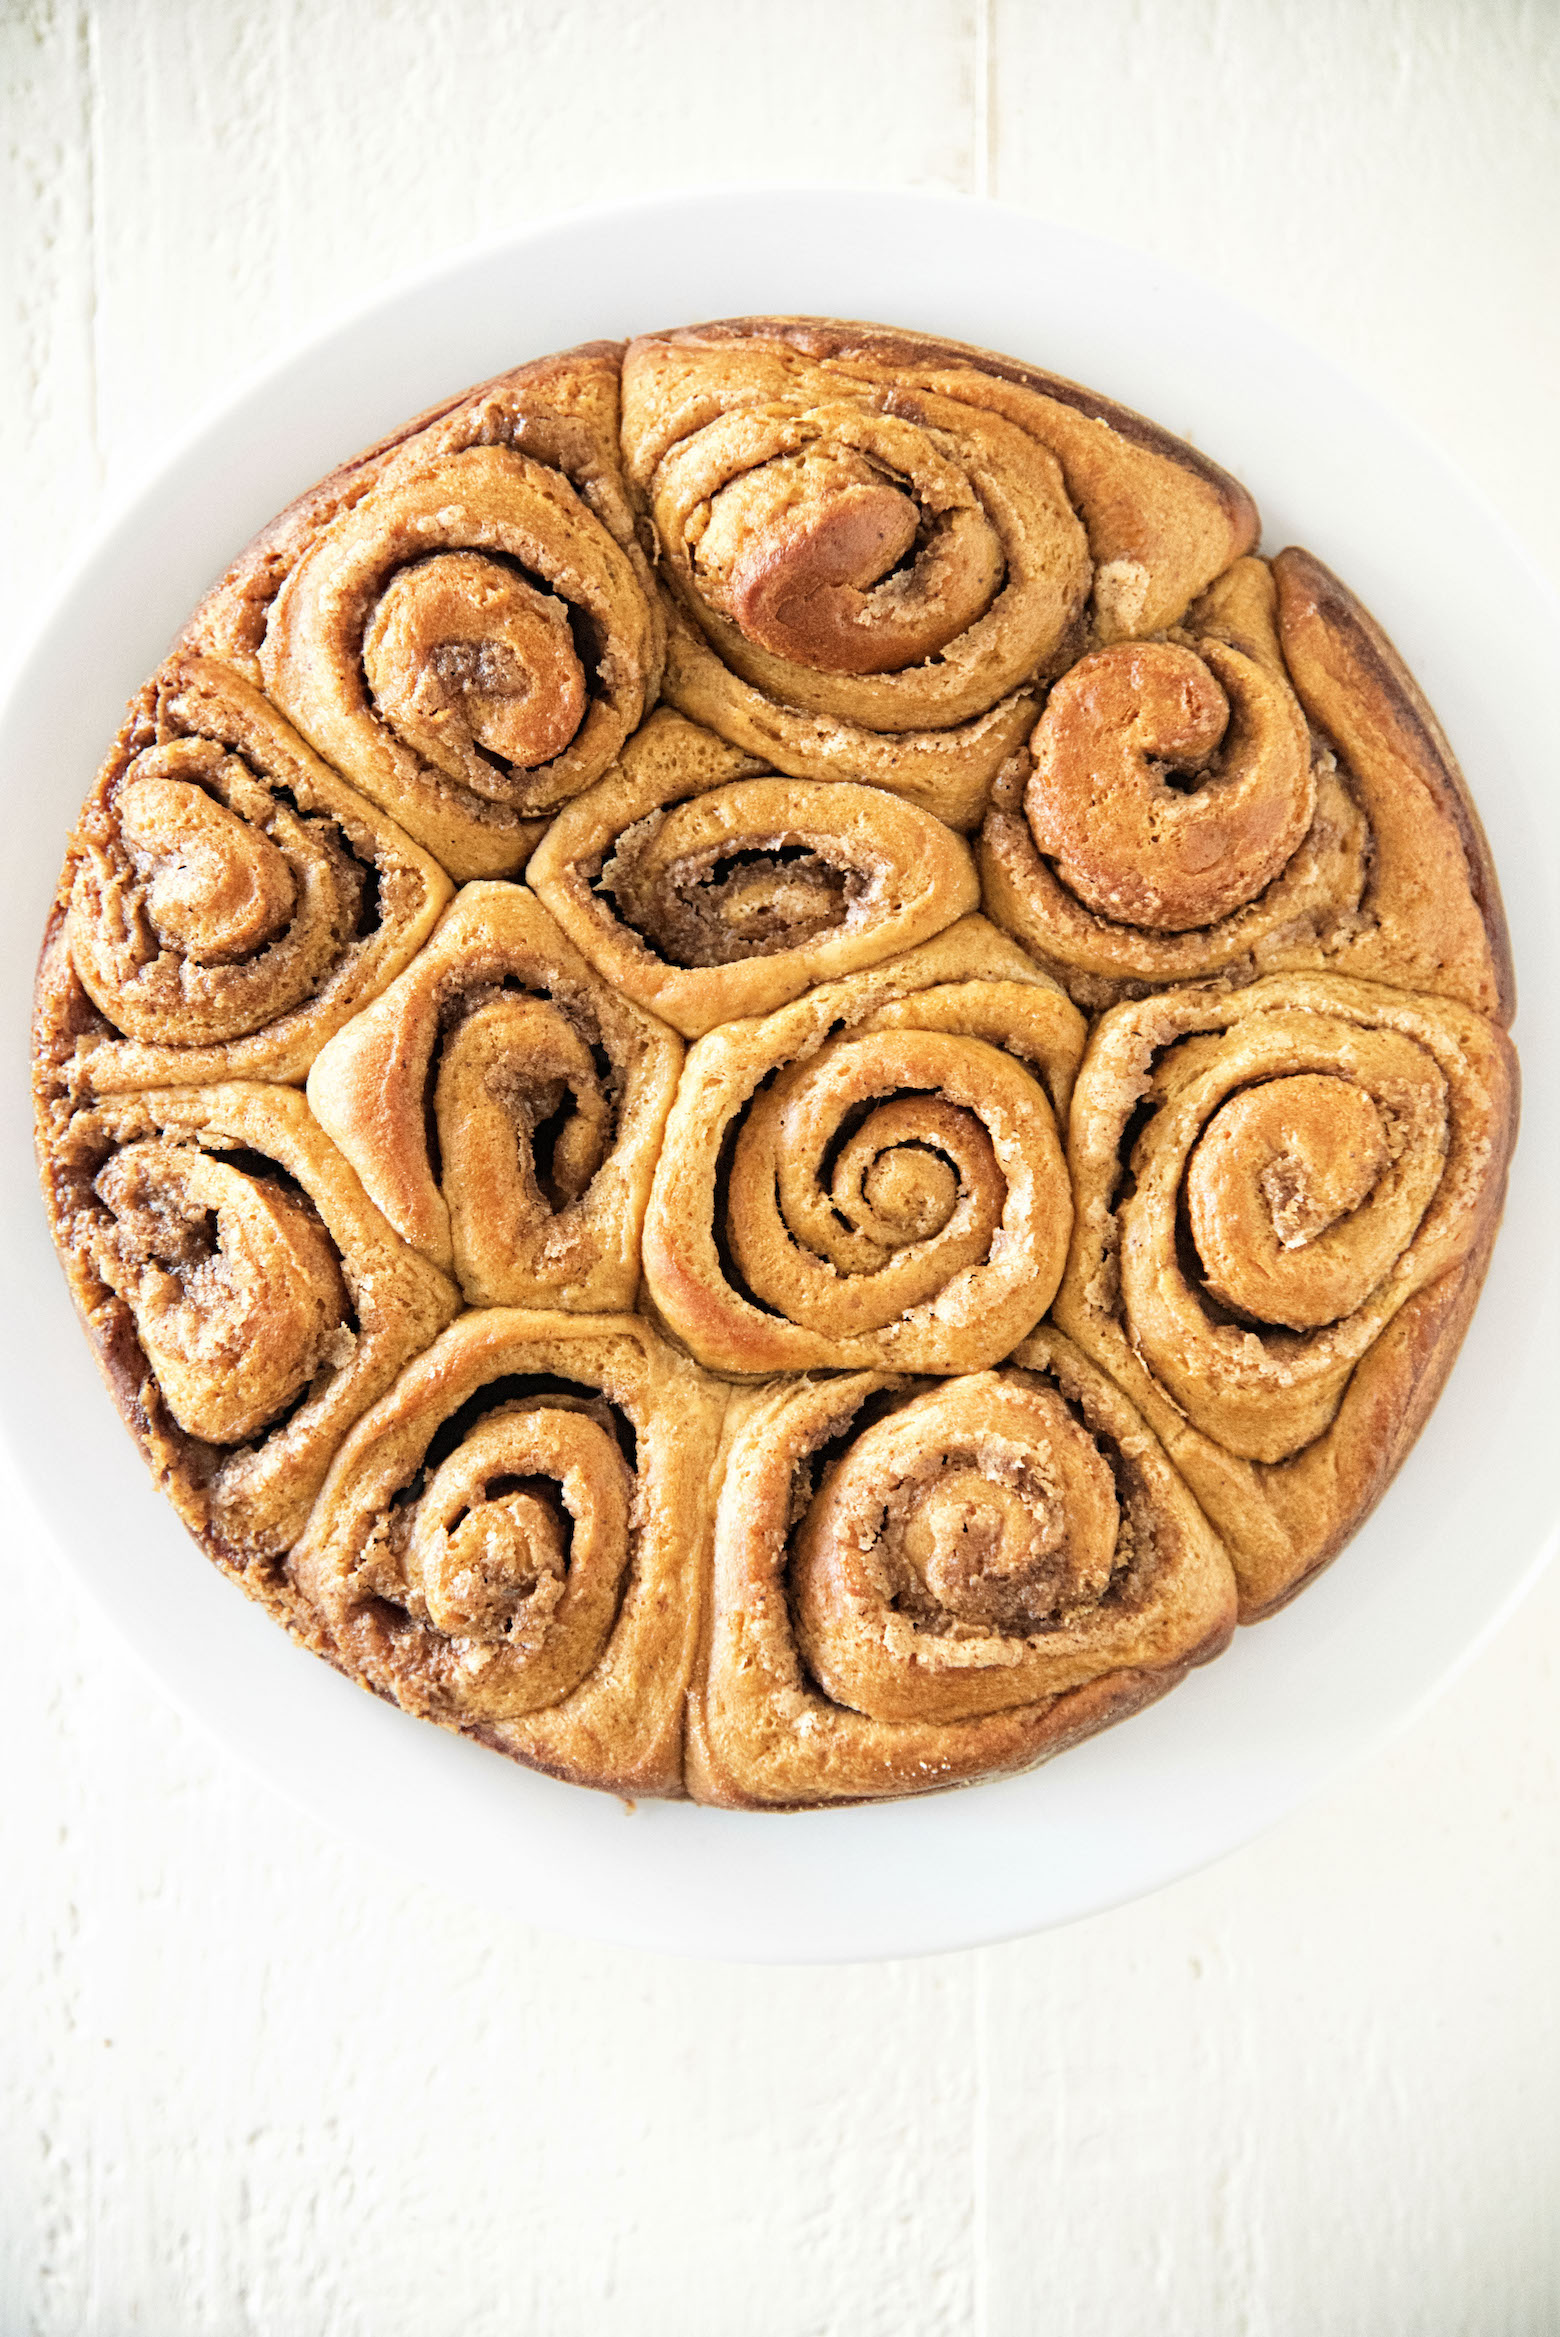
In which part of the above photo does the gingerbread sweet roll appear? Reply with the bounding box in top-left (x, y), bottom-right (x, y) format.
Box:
top-left (291, 1311), bottom-right (727, 1797)
top-left (27, 312), bottom-right (1522, 1811)
top-left (1056, 973), bottom-right (1518, 1617)
top-left (982, 553), bottom-right (1512, 1015)
top-left (620, 317), bottom-right (1258, 827)
top-left (37, 1083), bottom-right (459, 1578)
top-left (687, 1329), bottom-right (1236, 1808)
top-left (527, 707), bottom-right (980, 1036)
top-left (34, 655), bottom-right (452, 1104)
top-left (306, 884), bottom-right (681, 1311)
top-left (206, 346), bottom-right (663, 881)
top-left (641, 919), bottom-right (1085, 1376)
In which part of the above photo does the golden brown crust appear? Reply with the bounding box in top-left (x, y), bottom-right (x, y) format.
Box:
top-left (685, 1327), bottom-right (1236, 1808)
top-left (290, 1310), bottom-right (727, 1798)
top-left (1054, 973), bottom-right (1518, 1616)
top-left (664, 314), bottom-right (1258, 507)
top-left (306, 883), bottom-right (682, 1309)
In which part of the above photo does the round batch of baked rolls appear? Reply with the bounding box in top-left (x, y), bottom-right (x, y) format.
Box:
top-left (33, 318), bottom-right (1518, 1809)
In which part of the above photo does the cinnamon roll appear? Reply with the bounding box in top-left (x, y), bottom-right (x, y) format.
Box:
top-left (306, 884), bottom-right (681, 1310)
top-left (38, 1083), bottom-right (458, 1574)
top-left (30, 314), bottom-right (1520, 1813)
top-left (188, 345), bottom-right (662, 881)
top-left (1056, 974), bottom-right (1518, 1616)
top-left (527, 706), bottom-right (979, 1036)
top-left (620, 317), bottom-right (1258, 827)
top-left (34, 654), bottom-right (452, 1099)
top-left (291, 1311), bottom-right (726, 1797)
top-left (687, 1327), bottom-right (1236, 1807)
top-left (981, 552), bottom-right (1514, 1017)
top-left (641, 918), bottom-right (1085, 1375)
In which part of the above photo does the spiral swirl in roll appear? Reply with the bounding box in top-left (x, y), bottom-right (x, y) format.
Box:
top-left (184, 348), bottom-right (635, 677)
top-left (291, 1311), bottom-right (726, 1795)
top-left (621, 319), bottom-right (1258, 826)
top-left (527, 707), bottom-right (980, 1035)
top-left (687, 1327), bottom-right (1236, 1807)
top-left (306, 884), bottom-right (681, 1310)
top-left (982, 553), bottom-right (1514, 1016)
top-left (241, 347), bottom-right (660, 882)
top-left (641, 919), bottom-right (1084, 1374)
top-left (1056, 973), bottom-right (1517, 1614)
top-left (38, 655), bottom-right (452, 1100)
top-left (38, 1084), bottom-right (458, 1568)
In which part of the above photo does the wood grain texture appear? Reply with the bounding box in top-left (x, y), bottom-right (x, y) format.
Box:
top-left (3, 2), bottom-right (1559, 2330)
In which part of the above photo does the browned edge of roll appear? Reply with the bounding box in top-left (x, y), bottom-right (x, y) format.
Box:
top-left (635, 314), bottom-right (1259, 545)
top-left (1272, 546), bottom-right (1516, 1027)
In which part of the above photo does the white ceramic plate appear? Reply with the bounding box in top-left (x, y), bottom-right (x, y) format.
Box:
top-left (4, 188), bottom-right (1557, 1963)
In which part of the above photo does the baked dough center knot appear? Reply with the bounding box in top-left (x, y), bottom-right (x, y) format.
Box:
top-left (363, 550), bottom-right (587, 789)
top-left (118, 743), bottom-right (298, 964)
top-left (1025, 638), bottom-right (1314, 931)
top-left (1186, 1072), bottom-right (1402, 1330)
top-left (693, 434), bottom-right (1002, 676)
top-left (92, 1138), bottom-right (348, 1446)
top-left (405, 1400), bottom-right (632, 1663)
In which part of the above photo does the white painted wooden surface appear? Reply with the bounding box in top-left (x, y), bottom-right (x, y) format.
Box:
top-left (4, 4), bottom-right (1559, 2329)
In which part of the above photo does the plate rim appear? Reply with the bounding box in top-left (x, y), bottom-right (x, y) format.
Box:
top-left (5, 182), bottom-right (1558, 1964)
